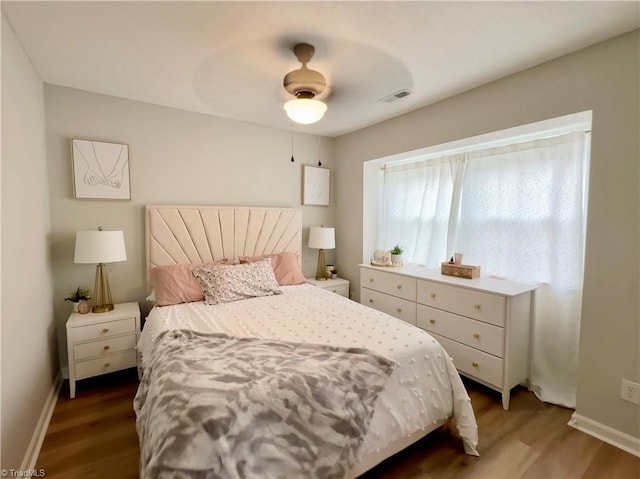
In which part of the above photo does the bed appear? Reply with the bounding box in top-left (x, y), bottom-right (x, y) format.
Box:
top-left (134, 205), bottom-right (479, 479)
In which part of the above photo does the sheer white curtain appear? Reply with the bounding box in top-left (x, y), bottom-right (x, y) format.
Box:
top-left (381, 154), bottom-right (466, 266)
top-left (381, 132), bottom-right (589, 407)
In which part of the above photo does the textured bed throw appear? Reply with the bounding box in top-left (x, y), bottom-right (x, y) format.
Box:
top-left (134, 330), bottom-right (395, 479)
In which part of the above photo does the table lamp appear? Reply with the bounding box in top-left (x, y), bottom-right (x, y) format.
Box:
top-left (308, 226), bottom-right (335, 281)
top-left (74, 227), bottom-right (127, 313)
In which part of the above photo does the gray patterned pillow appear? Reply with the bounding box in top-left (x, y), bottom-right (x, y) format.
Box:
top-left (193, 258), bottom-right (282, 305)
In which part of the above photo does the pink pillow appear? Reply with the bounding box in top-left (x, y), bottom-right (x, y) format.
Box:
top-left (238, 252), bottom-right (306, 286)
top-left (150, 260), bottom-right (227, 306)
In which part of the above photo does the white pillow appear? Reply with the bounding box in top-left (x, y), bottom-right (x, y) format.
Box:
top-left (193, 258), bottom-right (282, 305)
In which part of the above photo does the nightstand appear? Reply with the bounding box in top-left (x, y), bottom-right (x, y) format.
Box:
top-left (306, 277), bottom-right (350, 298)
top-left (66, 301), bottom-right (141, 399)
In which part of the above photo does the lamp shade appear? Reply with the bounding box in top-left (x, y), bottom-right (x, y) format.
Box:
top-left (74, 230), bottom-right (127, 264)
top-left (308, 226), bottom-right (335, 250)
top-left (284, 98), bottom-right (327, 125)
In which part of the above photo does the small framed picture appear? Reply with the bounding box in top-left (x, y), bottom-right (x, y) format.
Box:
top-left (71, 138), bottom-right (131, 200)
top-left (303, 165), bottom-right (330, 206)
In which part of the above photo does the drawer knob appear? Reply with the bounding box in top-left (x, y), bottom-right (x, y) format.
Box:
top-left (474, 304), bottom-right (481, 311)
top-left (396, 285), bottom-right (402, 289)
top-left (396, 308), bottom-right (402, 313)
top-left (102, 328), bottom-right (109, 333)
top-left (430, 293), bottom-right (436, 299)
top-left (472, 333), bottom-right (480, 339)
top-left (331, 289), bottom-right (337, 293)
top-left (429, 319), bottom-right (436, 324)
top-left (472, 362), bottom-right (479, 368)
top-left (369, 278), bottom-right (374, 282)
top-left (103, 345), bottom-right (110, 351)
top-left (369, 299), bottom-right (374, 303)
top-left (104, 362), bottom-right (111, 368)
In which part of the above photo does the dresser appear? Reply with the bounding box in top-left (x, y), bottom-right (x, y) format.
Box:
top-left (66, 302), bottom-right (141, 398)
top-left (360, 264), bottom-right (536, 409)
top-left (306, 277), bottom-right (350, 298)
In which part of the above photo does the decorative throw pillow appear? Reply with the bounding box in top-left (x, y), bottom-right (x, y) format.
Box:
top-left (238, 252), bottom-right (306, 285)
top-left (150, 260), bottom-right (227, 306)
top-left (193, 258), bottom-right (282, 305)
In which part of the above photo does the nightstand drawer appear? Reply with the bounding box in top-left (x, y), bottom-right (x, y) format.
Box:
top-left (417, 305), bottom-right (505, 357)
top-left (417, 280), bottom-right (506, 326)
top-left (73, 333), bottom-right (137, 361)
top-left (360, 269), bottom-right (416, 301)
top-left (75, 350), bottom-right (137, 380)
top-left (431, 333), bottom-right (503, 388)
top-left (361, 287), bottom-right (417, 325)
top-left (70, 318), bottom-right (136, 342)
top-left (326, 284), bottom-right (348, 297)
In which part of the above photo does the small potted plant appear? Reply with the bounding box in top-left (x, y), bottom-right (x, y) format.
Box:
top-left (389, 245), bottom-right (404, 265)
top-left (65, 287), bottom-right (91, 313)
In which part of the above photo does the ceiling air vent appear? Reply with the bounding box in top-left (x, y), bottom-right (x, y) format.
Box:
top-left (380, 89), bottom-right (412, 103)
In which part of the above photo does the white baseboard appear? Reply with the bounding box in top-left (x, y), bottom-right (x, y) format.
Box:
top-left (20, 371), bottom-right (63, 470)
top-left (569, 412), bottom-right (640, 457)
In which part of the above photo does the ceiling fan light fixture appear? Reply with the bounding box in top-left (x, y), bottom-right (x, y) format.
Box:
top-left (283, 43), bottom-right (328, 125)
top-left (284, 96), bottom-right (327, 125)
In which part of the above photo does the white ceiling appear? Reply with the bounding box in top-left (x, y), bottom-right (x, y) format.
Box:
top-left (3, 1), bottom-right (638, 137)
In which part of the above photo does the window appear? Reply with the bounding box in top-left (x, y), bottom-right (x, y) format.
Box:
top-left (364, 112), bottom-right (592, 407)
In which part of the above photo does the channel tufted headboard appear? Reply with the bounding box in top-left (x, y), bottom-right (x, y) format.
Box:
top-left (145, 205), bottom-right (302, 289)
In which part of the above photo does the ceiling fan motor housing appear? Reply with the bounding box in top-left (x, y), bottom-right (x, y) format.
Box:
top-left (283, 43), bottom-right (326, 98)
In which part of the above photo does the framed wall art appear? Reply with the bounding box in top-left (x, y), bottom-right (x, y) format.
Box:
top-left (302, 165), bottom-right (330, 206)
top-left (71, 138), bottom-right (131, 200)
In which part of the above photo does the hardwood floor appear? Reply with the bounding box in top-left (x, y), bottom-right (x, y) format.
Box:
top-left (37, 370), bottom-right (639, 479)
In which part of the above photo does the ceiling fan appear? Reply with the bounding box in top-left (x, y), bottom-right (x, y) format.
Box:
top-left (283, 43), bottom-right (327, 125)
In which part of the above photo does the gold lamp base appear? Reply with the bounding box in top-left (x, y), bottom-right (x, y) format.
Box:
top-left (315, 249), bottom-right (328, 281)
top-left (92, 263), bottom-right (115, 313)
top-left (92, 304), bottom-right (114, 313)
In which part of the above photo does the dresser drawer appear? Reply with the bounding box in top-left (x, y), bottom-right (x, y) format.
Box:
top-left (70, 318), bottom-right (136, 342)
top-left (74, 350), bottom-right (137, 380)
top-left (417, 305), bottom-right (505, 357)
top-left (432, 333), bottom-right (503, 388)
top-left (73, 333), bottom-right (137, 361)
top-left (360, 269), bottom-right (416, 301)
top-left (417, 280), bottom-right (506, 326)
top-left (361, 287), bottom-right (417, 325)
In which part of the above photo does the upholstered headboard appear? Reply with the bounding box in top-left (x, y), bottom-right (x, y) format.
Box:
top-left (145, 205), bottom-right (302, 288)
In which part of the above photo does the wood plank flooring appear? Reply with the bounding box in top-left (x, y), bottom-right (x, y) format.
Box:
top-left (37, 369), bottom-right (639, 478)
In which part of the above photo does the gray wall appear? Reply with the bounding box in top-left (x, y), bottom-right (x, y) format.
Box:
top-left (44, 85), bottom-right (335, 372)
top-left (334, 30), bottom-right (639, 439)
top-left (1, 14), bottom-right (58, 469)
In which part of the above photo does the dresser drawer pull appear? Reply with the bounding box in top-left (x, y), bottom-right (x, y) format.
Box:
top-left (369, 299), bottom-right (374, 303)
top-left (102, 328), bottom-right (109, 333)
top-left (396, 308), bottom-right (402, 313)
top-left (472, 333), bottom-right (480, 339)
top-left (104, 362), bottom-right (111, 368)
top-left (472, 362), bottom-right (479, 368)
top-left (331, 289), bottom-right (337, 293)
top-left (103, 345), bottom-right (110, 351)
top-left (369, 278), bottom-right (374, 282)
top-left (430, 293), bottom-right (436, 299)
top-left (474, 304), bottom-right (481, 311)
top-left (396, 285), bottom-right (402, 289)
top-left (429, 319), bottom-right (436, 324)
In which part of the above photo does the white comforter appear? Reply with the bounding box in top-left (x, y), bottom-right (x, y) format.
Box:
top-left (137, 283), bottom-right (479, 459)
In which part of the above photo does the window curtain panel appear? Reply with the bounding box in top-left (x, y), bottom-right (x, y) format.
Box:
top-left (381, 154), bottom-right (467, 266)
top-left (381, 132), bottom-right (589, 407)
